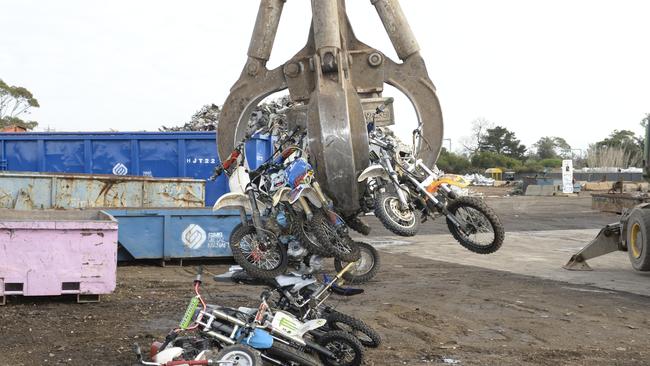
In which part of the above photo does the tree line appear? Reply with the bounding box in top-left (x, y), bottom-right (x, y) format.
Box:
top-left (438, 116), bottom-right (649, 174)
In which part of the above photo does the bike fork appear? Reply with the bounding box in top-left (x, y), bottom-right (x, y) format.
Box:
top-left (383, 156), bottom-right (409, 209)
top-left (246, 189), bottom-right (266, 239)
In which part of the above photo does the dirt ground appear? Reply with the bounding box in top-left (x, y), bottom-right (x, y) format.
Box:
top-left (2, 192), bottom-right (649, 366)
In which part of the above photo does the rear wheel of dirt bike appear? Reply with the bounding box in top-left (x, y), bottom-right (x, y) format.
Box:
top-left (312, 211), bottom-right (361, 262)
top-left (317, 330), bottom-right (364, 366)
top-left (374, 190), bottom-right (419, 237)
top-left (445, 196), bottom-right (505, 254)
top-left (266, 340), bottom-right (322, 366)
top-left (334, 242), bottom-right (380, 284)
top-left (230, 223), bottom-right (288, 279)
top-left (292, 214), bottom-right (334, 258)
top-left (324, 309), bottom-right (382, 348)
top-left (625, 208), bottom-right (650, 271)
top-left (214, 344), bottom-right (262, 366)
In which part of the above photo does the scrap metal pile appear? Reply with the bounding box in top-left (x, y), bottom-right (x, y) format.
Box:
top-left (134, 1), bottom-right (505, 365)
top-left (160, 96), bottom-right (297, 133)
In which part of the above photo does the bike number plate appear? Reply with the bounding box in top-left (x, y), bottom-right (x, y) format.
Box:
top-left (179, 296), bottom-right (200, 329)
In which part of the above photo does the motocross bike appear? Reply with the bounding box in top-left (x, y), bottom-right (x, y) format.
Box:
top-left (213, 133), bottom-right (290, 279)
top-left (357, 103), bottom-right (420, 237)
top-left (274, 137), bottom-right (360, 263)
top-left (216, 256), bottom-right (381, 347)
top-left (359, 103), bottom-right (505, 254)
top-left (133, 268), bottom-right (267, 366)
top-left (267, 262), bottom-right (382, 349)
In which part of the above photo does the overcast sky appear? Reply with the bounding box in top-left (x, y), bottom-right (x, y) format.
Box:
top-left (1, 1), bottom-right (649, 153)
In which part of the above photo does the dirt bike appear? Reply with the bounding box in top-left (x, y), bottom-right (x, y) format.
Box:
top-left (357, 103), bottom-right (419, 236)
top-left (359, 102), bottom-right (505, 254)
top-left (213, 136), bottom-right (290, 279)
top-left (216, 255), bottom-right (381, 347)
top-left (268, 262), bottom-right (382, 349)
top-left (276, 147), bottom-right (360, 263)
top-left (133, 268), bottom-right (266, 366)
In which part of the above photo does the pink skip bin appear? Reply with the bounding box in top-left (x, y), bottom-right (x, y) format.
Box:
top-left (0, 209), bottom-right (118, 304)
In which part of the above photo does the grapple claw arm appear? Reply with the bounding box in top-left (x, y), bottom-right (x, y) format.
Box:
top-left (219, 0), bottom-right (444, 215)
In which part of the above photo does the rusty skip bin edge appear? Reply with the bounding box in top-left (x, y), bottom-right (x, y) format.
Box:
top-left (0, 171), bottom-right (205, 210)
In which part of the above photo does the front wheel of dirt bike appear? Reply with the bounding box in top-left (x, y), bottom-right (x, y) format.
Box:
top-left (317, 330), bottom-right (364, 366)
top-left (324, 309), bottom-right (382, 348)
top-left (214, 344), bottom-right (263, 366)
top-left (266, 341), bottom-right (322, 366)
top-left (445, 196), bottom-right (505, 254)
top-left (374, 190), bottom-right (419, 237)
top-left (312, 211), bottom-right (361, 262)
top-left (230, 223), bottom-right (289, 279)
top-left (333, 242), bottom-right (380, 284)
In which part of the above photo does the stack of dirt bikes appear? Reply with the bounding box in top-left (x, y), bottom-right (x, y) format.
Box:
top-left (133, 101), bottom-right (505, 365)
top-left (134, 264), bottom-right (378, 366)
top-left (212, 121), bottom-right (379, 284)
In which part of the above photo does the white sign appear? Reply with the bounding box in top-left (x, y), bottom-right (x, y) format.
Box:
top-left (562, 160), bottom-right (574, 194)
top-left (112, 163), bottom-right (128, 176)
top-left (207, 232), bottom-right (228, 249)
top-left (182, 224), bottom-right (207, 250)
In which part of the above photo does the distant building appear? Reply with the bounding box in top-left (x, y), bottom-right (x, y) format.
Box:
top-left (1, 125), bottom-right (27, 133)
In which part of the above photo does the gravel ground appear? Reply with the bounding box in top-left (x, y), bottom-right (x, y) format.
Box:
top-left (1, 193), bottom-right (647, 366)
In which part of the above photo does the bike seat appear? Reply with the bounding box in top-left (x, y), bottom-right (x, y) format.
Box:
top-left (274, 274), bottom-right (317, 292)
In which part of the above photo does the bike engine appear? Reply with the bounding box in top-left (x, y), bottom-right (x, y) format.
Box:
top-left (295, 254), bottom-right (324, 275)
top-left (285, 236), bottom-right (308, 259)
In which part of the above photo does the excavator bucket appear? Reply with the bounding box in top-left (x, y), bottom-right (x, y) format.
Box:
top-left (563, 223), bottom-right (624, 271)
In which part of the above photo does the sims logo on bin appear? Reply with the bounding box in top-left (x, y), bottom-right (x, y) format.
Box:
top-left (182, 224), bottom-right (207, 250)
top-left (112, 163), bottom-right (128, 176)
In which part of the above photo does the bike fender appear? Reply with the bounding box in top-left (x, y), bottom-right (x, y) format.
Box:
top-left (228, 166), bottom-right (250, 194)
top-left (272, 187), bottom-right (292, 207)
top-left (289, 187), bottom-right (323, 208)
top-left (429, 174), bottom-right (471, 191)
top-left (358, 165), bottom-right (389, 182)
top-left (213, 192), bottom-right (253, 212)
top-left (302, 188), bottom-right (323, 208)
top-left (297, 319), bottom-right (327, 337)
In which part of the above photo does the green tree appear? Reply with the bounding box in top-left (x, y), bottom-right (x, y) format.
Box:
top-left (588, 129), bottom-right (644, 168)
top-left (478, 126), bottom-right (527, 159)
top-left (0, 79), bottom-right (39, 130)
top-left (594, 130), bottom-right (642, 153)
top-left (470, 151), bottom-right (523, 169)
top-left (436, 148), bottom-right (472, 174)
top-left (533, 136), bottom-right (571, 159)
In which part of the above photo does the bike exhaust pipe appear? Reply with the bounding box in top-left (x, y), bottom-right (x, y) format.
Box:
top-left (211, 309), bottom-right (247, 328)
top-left (305, 339), bottom-right (338, 360)
top-left (205, 330), bottom-right (236, 346)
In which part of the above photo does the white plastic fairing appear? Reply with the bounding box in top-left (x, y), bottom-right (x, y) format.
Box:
top-left (153, 347), bottom-right (184, 363)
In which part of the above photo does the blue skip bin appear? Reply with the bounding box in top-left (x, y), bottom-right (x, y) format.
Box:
top-left (106, 208), bottom-right (240, 261)
top-left (0, 131), bottom-right (273, 206)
